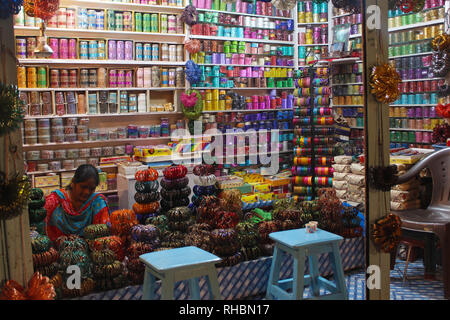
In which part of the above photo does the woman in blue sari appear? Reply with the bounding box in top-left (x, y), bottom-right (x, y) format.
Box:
top-left (44, 164), bottom-right (111, 241)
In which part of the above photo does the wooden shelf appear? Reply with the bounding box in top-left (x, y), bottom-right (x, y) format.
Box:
top-left (60, 0), bottom-right (184, 13)
top-left (189, 35), bottom-right (294, 45)
top-left (24, 111), bottom-right (182, 119)
top-left (19, 87), bottom-right (185, 92)
top-left (388, 19), bottom-right (445, 32)
top-left (18, 59), bottom-right (186, 66)
top-left (202, 108), bottom-right (294, 113)
top-left (195, 8), bottom-right (293, 20)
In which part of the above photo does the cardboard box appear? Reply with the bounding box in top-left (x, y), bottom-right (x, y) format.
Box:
top-left (34, 175), bottom-right (60, 188)
top-left (390, 148), bottom-right (434, 164)
top-left (264, 175), bottom-right (290, 187)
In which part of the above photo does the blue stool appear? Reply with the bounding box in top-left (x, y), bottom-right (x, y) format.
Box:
top-left (139, 246), bottom-right (222, 300)
top-left (266, 228), bottom-right (348, 300)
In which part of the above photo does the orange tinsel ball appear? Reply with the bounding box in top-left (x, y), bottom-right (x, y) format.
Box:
top-left (369, 63), bottom-right (402, 104)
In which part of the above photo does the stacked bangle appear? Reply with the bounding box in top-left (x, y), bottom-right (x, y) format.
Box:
top-left (134, 191), bottom-right (160, 204)
top-left (135, 180), bottom-right (159, 193)
top-left (160, 197), bottom-right (190, 210)
top-left (36, 262), bottom-right (60, 278)
top-left (166, 206), bottom-right (192, 222)
top-left (29, 207), bottom-right (48, 223)
top-left (83, 224), bottom-right (110, 240)
top-left (91, 249), bottom-right (117, 265)
top-left (193, 164), bottom-right (215, 176)
top-left (193, 174), bottom-right (217, 186)
top-left (32, 247), bottom-right (59, 267)
top-left (134, 168), bottom-right (159, 182)
top-left (193, 185), bottom-right (217, 197)
top-left (160, 186), bottom-right (191, 201)
top-left (130, 224), bottom-right (159, 243)
top-left (132, 202), bottom-right (160, 215)
top-left (93, 260), bottom-right (123, 278)
top-left (163, 165), bottom-right (188, 180)
top-left (216, 251), bottom-right (243, 268)
top-left (160, 176), bottom-right (189, 190)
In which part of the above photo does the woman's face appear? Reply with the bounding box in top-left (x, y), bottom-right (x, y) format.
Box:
top-left (71, 178), bottom-right (97, 203)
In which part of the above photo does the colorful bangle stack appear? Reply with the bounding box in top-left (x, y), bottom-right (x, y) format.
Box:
top-left (191, 164), bottom-right (218, 214)
top-left (133, 170), bottom-right (161, 224)
top-left (160, 165), bottom-right (190, 213)
top-left (28, 188), bottom-right (47, 234)
top-left (126, 224), bottom-right (161, 285)
top-left (110, 209), bottom-right (139, 241)
top-left (210, 228), bottom-right (243, 267)
top-left (164, 206), bottom-right (193, 233)
top-left (185, 223), bottom-right (214, 252)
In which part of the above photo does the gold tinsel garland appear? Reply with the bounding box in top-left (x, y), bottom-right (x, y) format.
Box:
top-left (369, 63), bottom-right (402, 104)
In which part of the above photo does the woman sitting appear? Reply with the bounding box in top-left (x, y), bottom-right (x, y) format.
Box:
top-left (44, 164), bottom-right (111, 241)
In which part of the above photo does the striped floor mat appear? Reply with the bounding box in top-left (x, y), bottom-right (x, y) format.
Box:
top-left (72, 260), bottom-right (445, 300)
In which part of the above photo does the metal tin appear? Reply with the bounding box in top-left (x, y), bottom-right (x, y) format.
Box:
top-left (144, 43), bottom-right (152, 60)
top-left (27, 67), bottom-right (37, 88)
top-left (87, 9), bottom-right (97, 29)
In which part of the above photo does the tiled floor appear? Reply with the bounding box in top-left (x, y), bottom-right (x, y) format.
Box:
top-left (73, 259), bottom-right (446, 300)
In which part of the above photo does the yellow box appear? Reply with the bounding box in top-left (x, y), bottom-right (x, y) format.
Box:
top-left (40, 186), bottom-right (60, 197)
top-left (264, 175), bottom-right (290, 187)
top-left (390, 148), bottom-right (434, 165)
top-left (254, 183), bottom-right (271, 193)
top-left (34, 175), bottom-right (60, 188)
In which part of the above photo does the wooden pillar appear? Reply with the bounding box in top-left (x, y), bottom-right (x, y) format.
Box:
top-left (0, 16), bottom-right (34, 287)
top-left (362, 0), bottom-right (391, 300)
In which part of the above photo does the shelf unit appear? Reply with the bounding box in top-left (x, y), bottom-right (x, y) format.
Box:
top-left (15, 1), bottom-right (194, 195)
top-left (387, 2), bottom-right (448, 147)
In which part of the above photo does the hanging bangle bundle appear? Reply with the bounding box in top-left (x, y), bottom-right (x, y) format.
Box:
top-left (193, 164), bottom-right (215, 176)
top-left (163, 165), bottom-right (188, 180)
top-left (134, 191), bottom-right (160, 204)
top-left (193, 174), bottom-right (217, 186)
top-left (32, 247), bottom-right (59, 268)
top-left (132, 202), bottom-right (160, 215)
top-left (134, 168), bottom-right (159, 182)
top-left (160, 176), bottom-right (189, 190)
top-left (135, 180), bottom-right (159, 193)
top-left (130, 224), bottom-right (159, 243)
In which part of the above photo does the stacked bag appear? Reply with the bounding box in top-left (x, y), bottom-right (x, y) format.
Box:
top-left (55, 235), bottom-right (95, 298)
top-left (159, 165), bottom-right (190, 213)
top-left (83, 224), bottom-right (126, 292)
top-left (346, 162), bottom-right (366, 204)
top-left (332, 155), bottom-right (353, 202)
top-left (190, 164), bottom-right (217, 214)
top-left (126, 224), bottom-right (160, 285)
top-left (390, 163), bottom-right (421, 211)
top-left (28, 188), bottom-right (47, 235)
top-left (133, 168), bottom-right (160, 224)
top-left (30, 231), bottom-right (59, 280)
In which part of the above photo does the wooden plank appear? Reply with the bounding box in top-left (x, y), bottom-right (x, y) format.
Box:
top-left (362, 0), bottom-right (391, 300)
top-left (0, 16), bottom-right (34, 287)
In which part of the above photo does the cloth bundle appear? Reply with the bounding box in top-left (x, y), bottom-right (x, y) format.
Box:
top-left (28, 188), bottom-right (47, 235)
top-left (391, 164), bottom-right (421, 211)
top-left (345, 163), bottom-right (366, 204)
top-left (332, 156), bottom-right (352, 201)
top-left (126, 224), bottom-right (160, 285)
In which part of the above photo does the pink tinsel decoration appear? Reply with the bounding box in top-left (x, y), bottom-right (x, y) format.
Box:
top-left (181, 92), bottom-right (198, 108)
top-left (185, 39), bottom-right (201, 54)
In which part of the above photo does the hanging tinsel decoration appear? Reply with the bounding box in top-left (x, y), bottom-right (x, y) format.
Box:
top-left (431, 33), bottom-right (450, 52)
top-left (33, 0), bottom-right (59, 20)
top-left (371, 214), bottom-right (402, 253)
top-left (398, 0), bottom-right (424, 13)
top-left (0, 172), bottom-right (31, 221)
top-left (23, 0), bottom-right (36, 16)
top-left (431, 50), bottom-right (450, 77)
top-left (0, 83), bottom-right (25, 136)
top-left (181, 89), bottom-right (203, 120)
top-left (272, 0), bottom-right (296, 10)
top-left (0, 0), bottom-right (24, 19)
top-left (0, 272), bottom-right (56, 300)
top-left (179, 5), bottom-right (198, 26)
top-left (184, 39), bottom-right (201, 54)
top-left (369, 63), bottom-right (402, 104)
top-left (185, 60), bottom-right (202, 85)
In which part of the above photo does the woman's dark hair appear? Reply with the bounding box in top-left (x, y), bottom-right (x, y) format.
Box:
top-left (67, 164), bottom-right (100, 190)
